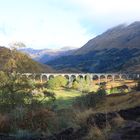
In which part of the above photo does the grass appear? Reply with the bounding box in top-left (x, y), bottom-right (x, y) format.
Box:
top-left (0, 79), bottom-right (139, 139)
top-left (71, 91), bottom-right (140, 140)
top-left (33, 79), bottom-right (137, 111)
top-left (94, 91), bottom-right (140, 113)
top-left (46, 88), bottom-right (82, 110)
top-left (42, 79), bottom-right (137, 110)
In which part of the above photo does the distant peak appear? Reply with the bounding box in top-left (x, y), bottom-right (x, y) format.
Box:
top-left (58, 46), bottom-right (77, 51)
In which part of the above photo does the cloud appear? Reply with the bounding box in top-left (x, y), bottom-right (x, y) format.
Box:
top-left (0, 0), bottom-right (140, 49)
top-left (69, 0), bottom-right (140, 27)
top-left (0, 0), bottom-right (95, 49)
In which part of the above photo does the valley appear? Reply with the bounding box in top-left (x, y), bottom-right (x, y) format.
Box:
top-left (0, 22), bottom-right (140, 140)
top-left (0, 69), bottom-right (139, 140)
top-left (1, 0), bottom-right (140, 139)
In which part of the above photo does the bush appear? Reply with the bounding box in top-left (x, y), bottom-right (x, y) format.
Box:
top-left (72, 77), bottom-right (91, 92)
top-left (0, 72), bottom-right (35, 112)
top-left (136, 80), bottom-right (140, 91)
top-left (47, 76), bottom-right (68, 89)
top-left (43, 90), bottom-right (56, 102)
top-left (34, 82), bottom-right (44, 89)
top-left (0, 114), bottom-right (11, 133)
top-left (85, 126), bottom-right (104, 140)
top-left (18, 109), bottom-right (57, 133)
top-left (74, 92), bottom-right (105, 109)
top-left (97, 87), bottom-right (107, 96)
top-left (74, 109), bottom-right (93, 127)
top-left (72, 81), bottom-right (80, 89)
top-left (0, 71), bottom-right (8, 86)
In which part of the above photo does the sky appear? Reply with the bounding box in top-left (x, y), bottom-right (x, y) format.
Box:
top-left (0, 0), bottom-right (140, 49)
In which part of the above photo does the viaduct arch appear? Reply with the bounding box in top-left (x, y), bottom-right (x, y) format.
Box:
top-left (22, 73), bottom-right (139, 84)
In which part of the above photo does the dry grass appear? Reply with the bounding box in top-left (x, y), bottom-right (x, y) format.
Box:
top-left (105, 80), bottom-right (136, 89)
top-left (0, 114), bottom-right (11, 133)
top-left (18, 109), bottom-right (57, 133)
top-left (94, 91), bottom-right (140, 113)
top-left (84, 126), bottom-right (106, 140)
top-left (74, 109), bottom-right (94, 127)
top-left (79, 112), bottom-right (125, 140)
top-left (91, 79), bottom-right (137, 92)
top-left (110, 115), bottom-right (125, 128)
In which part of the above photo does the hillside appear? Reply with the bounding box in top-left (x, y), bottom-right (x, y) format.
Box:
top-left (47, 92), bottom-right (140, 140)
top-left (20, 47), bottom-right (76, 63)
top-left (0, 47), bottom-right (54, 73)
top-left (46, 22), bottom-right (140, 73)
top-left (74, 22), bottom-right (140, 54)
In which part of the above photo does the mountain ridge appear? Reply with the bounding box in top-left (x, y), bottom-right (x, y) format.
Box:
top-left (19, 47), bottom-right (77, 63)
top-left (46, 21), bottom-right (140, 73)
top-left (74, 21), bottom-right (140, 55)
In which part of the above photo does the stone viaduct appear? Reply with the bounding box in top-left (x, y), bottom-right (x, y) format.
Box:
top-left (22, 73), bottom-right (140, 84)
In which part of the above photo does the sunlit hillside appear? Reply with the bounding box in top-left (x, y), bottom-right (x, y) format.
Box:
top-left (0, 46), bottom-right (54, 73)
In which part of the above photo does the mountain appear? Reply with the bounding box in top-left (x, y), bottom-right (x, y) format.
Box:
top-left (0, 47), bottom-right (54, 73)
top-left (46, 21), bottom-right (140, 73)
top-left (74, 22), bottom-right (140, 54)
top-left (19, 47), bottom-right (77, 63)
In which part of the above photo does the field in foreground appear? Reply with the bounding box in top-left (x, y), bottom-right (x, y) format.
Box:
top-left (0, 74), bottom-right (139, 140)
top-left (47, 91), bottom-right (140, 140)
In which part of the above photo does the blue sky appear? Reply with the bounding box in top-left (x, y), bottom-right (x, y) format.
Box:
top-left (0, 0), bottom-right (140, 49)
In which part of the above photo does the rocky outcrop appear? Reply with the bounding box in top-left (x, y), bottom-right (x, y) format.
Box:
top-left (118, 106), bottom-right (140, 120)
top-left (108, 106), bottom-right (140, 140)
top-left (109, 121), bottom-right (140, 140)
top-left (47, 106), bottom-right (140, 140)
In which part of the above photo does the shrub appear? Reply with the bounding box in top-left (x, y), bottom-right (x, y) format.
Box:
top-left (34, 82), bottom-right (44, 89)
top-left (110, 115), bottom-right (124, 128)
top-left (97, 84), bottom-right (107, 96)
top-left (47, 76), bottom-right (68, 89)
top-left (18, 109), bottom-right (57, 133)
top-left (72, 81), bottom-right (80, 89)
top-left (0, 71), bottom-right (8, 86)
top-left (74, 109), bottom-right (93, 127)
top-left (0, 114), bottom-right (11, 133)
top-left (0, 72), bottom-right (35, 112)
top-left (85, 126), bottom-right (105, 140)
top-left (108, 87), bottom-right (119, 94)
top-left (74, 92), bottom-right (105, 109)
top-left (43, 90), bottom-right (56, 102)
top-left (72, 77), bottom-right (91, 92)
top-left (56, 108), bottom-right (78, 131)
top-left (136, 80), bottom-right (140, 91)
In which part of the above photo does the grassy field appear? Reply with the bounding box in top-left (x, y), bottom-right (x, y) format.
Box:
top-left (45, 89), bottom-right (82, 110)
top-left (42, 79), bottom-right (137, 110)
